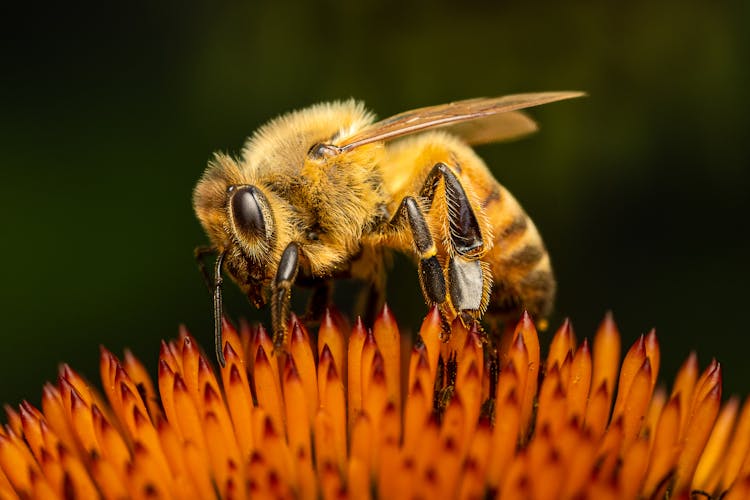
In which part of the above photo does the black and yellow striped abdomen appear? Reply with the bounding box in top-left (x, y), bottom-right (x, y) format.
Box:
top-left (477, 180), bottom-right (555, 322)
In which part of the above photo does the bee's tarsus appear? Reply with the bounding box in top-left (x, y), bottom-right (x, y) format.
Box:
top-left (213, 250), bottom-right (227, 367)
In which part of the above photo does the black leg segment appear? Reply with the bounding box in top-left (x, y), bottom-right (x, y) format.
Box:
top-left (272, 242), bottom-right (300, 349)
top-left (213, 250), bottom-right (227, 367)
top-left (391, 196), bottom-right (446, 305)
top-left (420, 162), bottom-right (484, 256)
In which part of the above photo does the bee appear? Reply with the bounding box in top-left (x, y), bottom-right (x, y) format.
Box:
top-left (193, 92), bottom-right (583, 365)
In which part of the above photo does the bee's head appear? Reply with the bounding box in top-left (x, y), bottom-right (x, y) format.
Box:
top-left (193, 154), bottom-right (284, 288)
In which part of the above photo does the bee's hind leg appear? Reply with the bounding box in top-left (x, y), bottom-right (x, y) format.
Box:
top-left (420, 162), bottom-right (491, 324)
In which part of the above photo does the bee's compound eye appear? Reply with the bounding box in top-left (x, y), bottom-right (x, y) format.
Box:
top-left (230, 186), bottom-right (267, 238)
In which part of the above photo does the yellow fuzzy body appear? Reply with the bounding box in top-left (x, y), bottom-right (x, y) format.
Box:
top-left (194, 98), bottom-right (556, 324)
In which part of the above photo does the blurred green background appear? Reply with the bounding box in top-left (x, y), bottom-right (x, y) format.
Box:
top-left (2, 0), bottom-right (748, 405)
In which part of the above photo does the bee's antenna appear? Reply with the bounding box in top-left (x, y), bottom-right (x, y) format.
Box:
top-left (213, 250), bottom-right (227, 367)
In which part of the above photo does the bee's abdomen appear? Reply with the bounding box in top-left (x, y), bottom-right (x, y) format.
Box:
top-left (480, 182), bottom-right (556, 321)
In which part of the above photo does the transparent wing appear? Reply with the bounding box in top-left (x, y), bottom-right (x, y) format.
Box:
top-left (335, 91), bottom-right (585, 152)
top-left (441, 110), bottom-right (538, 145)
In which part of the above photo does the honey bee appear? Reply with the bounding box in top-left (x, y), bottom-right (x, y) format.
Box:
top-left (194, 92), bottom-right (583, 365)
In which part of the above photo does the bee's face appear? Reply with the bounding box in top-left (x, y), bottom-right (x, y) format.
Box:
top-left (193, 154), bottom-right (284, 291)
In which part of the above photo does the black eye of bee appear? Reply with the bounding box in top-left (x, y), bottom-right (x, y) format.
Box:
top-left (230, 185), bottom-right (267, 238)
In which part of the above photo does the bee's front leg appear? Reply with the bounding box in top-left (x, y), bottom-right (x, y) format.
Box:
top-left (271, 242), bottom-right (300, 350)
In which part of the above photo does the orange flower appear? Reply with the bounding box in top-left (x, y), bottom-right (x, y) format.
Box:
top-left (2, 306), bottom-right (750, 499)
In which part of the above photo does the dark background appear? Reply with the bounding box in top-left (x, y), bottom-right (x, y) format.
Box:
top-left (2, 1), bottom-right (748, 405)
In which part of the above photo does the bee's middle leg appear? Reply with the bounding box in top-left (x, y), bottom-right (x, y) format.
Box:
top-left (271, 242), bottom-right (300, 350)
top-left (388, 196), bottom-right (447, 308)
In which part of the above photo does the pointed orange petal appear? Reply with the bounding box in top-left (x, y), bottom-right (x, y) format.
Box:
top-left (123, 348), bottom-right (163, 421)
top-left (419, 305), bottom-right (442, 386)
top-left (350, 413), bottom-right (373, 479)
top-left (172, 373), bottom-right (206, 452)
top-left (591, 312), bottom-right (621, 414)
top-left (596, 416), bottom-right (624, 480)
top-left (254, 345), bottom-right (285, 436)
top-left (671, 351), bottom-right (698, 435)
top-left (612, 334), bottom-right (647, 419)
top-left (643, 386), bottom-right (667, 450)
top-left (374, 304), bottom-right (401, 413)
top-left (221, 344), bottom-right (255, 459)
top-left (40, 383), bottom-right (77, 455)
top-left (254, 323), bottom-right (283, 396)
top-left (313, 410), bottom-right (339, 480)
top-left (203, 384), bottom-right (242, 467)
top-left (221, 317), bottom-right (245, 365)
top-left (643, 395), bottom-right (681, 496)
top-left (283, 357), bottom-right (311, 473)
top-left (694, 396), bottom-right (740, 492)
top-left (403, 378), bottom-right (429, 455)
top-left (547, 318), bottom-right (575, 372)
top-left (487, 390), bottom-right (520, 490)
top-left (92, 404), bottom-right (130, 476)
top-left (376, 402), bottom-right (402, 498)
top-left (324, 359), bottom-right (347, 470)
top-left (318, 308), bottom-right (347, 385)
top-left (584, 381), bottom-right (611, 438)
top-left (183, 440), bottom-right (214, 499)
top-left (157, 359), bottom-right (179, 440)
top-left (560, 425), bottom-right (598, 498)
top-left (319, 460), bottom-right (343, 500)
top-left (567, 339), bottom-right (592, 421)
top-left (347, 457), bottom-right (371, 500)
top-left (413, 416), bottom-right (440, 496)
top-left (619, 436), bottom-right (650, 499)
top-left (347, 317), bottom-right (367, 432)
top-left (18, 403), bottom-right (44, 464)
top-left (155, 417), bottom-right (186, 479)
top-left (68, 384), bottom-right (100, 455)
top-left (644, 329), bottom-right (660, 386)
top-left (3, 407), bottom-right (21, 439)
top-left (289, 319), bottom-right (318, 428)
top-left (0, 433), bottom-right (35, 494)
top-left (514, 312), bottom-right (539, 435)
top-left (720, 396), bottom-right (750, 491)
top-left (90, 454), bottom-right (128, 499)
top-left (457, 419), bottom-right (491, 500)
top-left (58, 445), bottom-right (99, 498)
top-left (675, 378), bottom-right (722, 492)
top-left (621, 358), bottom-right (654, 450)
top-left (257, 415), bottom-right (295, 490)
top-left (456, 361), bottom-right (482, 445)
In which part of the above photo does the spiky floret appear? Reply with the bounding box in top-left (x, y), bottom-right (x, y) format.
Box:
top-left (1, 308), bottom-right (748, 499)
